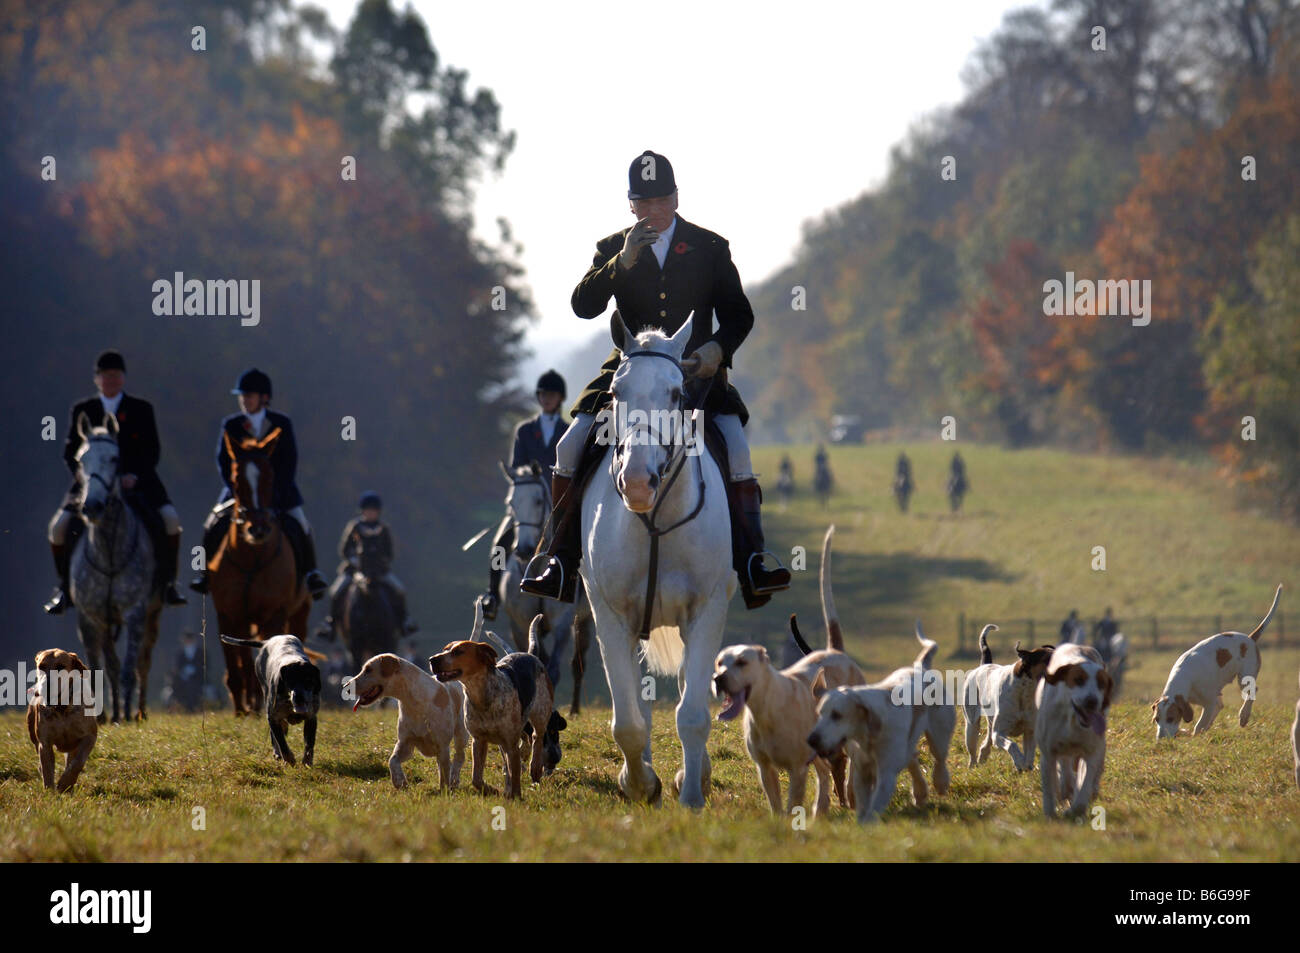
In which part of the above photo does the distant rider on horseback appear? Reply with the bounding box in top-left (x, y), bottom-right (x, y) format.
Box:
top-left (44, 350), bottom-right (187, 613)
top-left (521, 150), bottom-right (791, 610)
top-left (319, 491), bottom-right (417, 636)
top-left (189, 368), bottom-right (328, 599)
top-left (479, 369), bottom-right (569, 620)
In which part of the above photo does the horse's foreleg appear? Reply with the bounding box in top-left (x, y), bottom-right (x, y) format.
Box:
top-left (545, 608), bottom-right (574, 691)
top-left (135, 600), bottom-right (162, 721)
top-left (119, 603), bottom-right (147, 721)
top-left (101, 622), bottom-right (124, 724)
top-left (218, 614), bottom-right (247, 715)
top-left (570, 618), bottom-right (589, 717)
top-left (77, 614), bottom-right (110, 725)
top-left (674, 593), bottom-right (727, 809)
top-left (593, 606), bottom-right (659, 804)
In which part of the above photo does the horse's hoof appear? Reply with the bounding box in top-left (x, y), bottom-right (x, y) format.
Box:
top-left (648, 774), bottom-right (663, 807)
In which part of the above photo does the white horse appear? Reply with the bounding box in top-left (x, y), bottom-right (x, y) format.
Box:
top-left (495, 461), bottom-right (589, 689)
top-left (583, 315), bottom-right (735, 807)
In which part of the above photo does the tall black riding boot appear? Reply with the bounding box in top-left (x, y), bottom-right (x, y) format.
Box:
top-left (43, 541), bottom-right (74, 615)
top-left (729, 477), bottom-right (792, 610)
top-left (298, 530), bottom-right (328, 600)
top-left (162, 533), bottom-right (187, 606)
top-left (479, 517), bottom-right (514, 620)
top-left (189, 515), bottom-right (227, 594)
top-left (520, 475), bottom-right (580, 604)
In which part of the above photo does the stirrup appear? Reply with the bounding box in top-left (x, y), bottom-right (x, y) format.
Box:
top-left (521, 552), bottom-right (578, 604)
top-left (746, 550), bottom-right (791, 594)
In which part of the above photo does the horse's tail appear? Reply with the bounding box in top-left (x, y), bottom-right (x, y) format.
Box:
top-left (643, 625), bottom-right (684, 677)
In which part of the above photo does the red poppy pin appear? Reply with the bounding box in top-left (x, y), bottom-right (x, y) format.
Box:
top-left (674, 241), bottom-right (689, 255)
top-left (243, 419), bottom-right (253, 433)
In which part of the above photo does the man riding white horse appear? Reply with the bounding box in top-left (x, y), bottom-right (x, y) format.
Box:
top-left (45, 350), bottom-right (187, 614)
top-left (522, 150), bottom-right (790, 609)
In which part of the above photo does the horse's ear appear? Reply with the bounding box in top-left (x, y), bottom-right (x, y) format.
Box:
top-left (610, 309), bottom-right (628, 352)
top-left (103, 412), bottom-right (120, 436)
top-left (76, 411), bottom-right (91, 441)
top-left (258, 426), bottom-right (283, 455)
top-left (498, 460), bottom-right (512, 483)
top-left (667, 310), bottom-right (695, 358)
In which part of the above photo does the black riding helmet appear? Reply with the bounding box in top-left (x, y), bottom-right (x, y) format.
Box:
top-left (536, 369), bottom-right (566, 399)
top-left (359, 491), bottom-right (382, 511)
top-left (231, 367), bottom-right (272, 397)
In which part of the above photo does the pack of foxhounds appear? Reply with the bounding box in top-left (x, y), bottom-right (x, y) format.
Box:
top-left (27, 526), bottom-right (1294, 826)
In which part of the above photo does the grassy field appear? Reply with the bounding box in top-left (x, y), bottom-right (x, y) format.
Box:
top-left (2, 444), bottom-right (1297, 862)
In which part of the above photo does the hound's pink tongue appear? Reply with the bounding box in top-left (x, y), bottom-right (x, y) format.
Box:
top-left (717, 691), bottom-right (747, 722)
top-left (1086, 710), bottom-right (1106, 736)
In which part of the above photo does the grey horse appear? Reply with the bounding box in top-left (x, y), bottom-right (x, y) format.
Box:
top-left (68, 412), bottom-right (161, 722)
top-left (495, 461), bottom-right (592, 694)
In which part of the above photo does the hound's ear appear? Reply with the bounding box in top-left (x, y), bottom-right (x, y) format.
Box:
top-left (1044, 663), bottom-right (1072, 685)
top-left (69, 652), bottom-right (88, 672)
top-left (1097, 669), bottom-right (1113, 708)
top-left (379, 655), bottom-right (399, 678)
top-left (1176, 694), bottom-right (1194, 723)
top-left (499, 460), bottom-right (512, 482)
top-left (854, 698), bottom-right (883, 738)
top-left (1014, 641), bottom-right (1029, 657)
top-left (757, 646), bottom-right (769, 663)
top-left (610, 310), bottom-right (628, 352)
top-left (76, 412), bottom-right (91, 441)
top-left (812, 669), bottom-right (829, 699)
top-left (474, 642), bottom-right (499, 666)
top-left (34, 649), bottom-right (54, 668)
top-left (1150, 697), bottom-right (1163, 712)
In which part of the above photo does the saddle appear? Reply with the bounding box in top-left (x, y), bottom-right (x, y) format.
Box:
top-left (568, 405), bottom-right (731, 513)
top-left (69, 494), bottom-right (167, 593)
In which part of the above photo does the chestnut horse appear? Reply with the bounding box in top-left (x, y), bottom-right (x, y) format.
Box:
top-left (209, 427), bottom-right (311, 714)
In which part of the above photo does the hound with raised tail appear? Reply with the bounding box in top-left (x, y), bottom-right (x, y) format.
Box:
top-left (806, 624), bottom-right (955, 823)
top-left (962, 625), bottom-right (1055, 771)
top-left (784, 525), bottom-right (868, 805)
top-left (428, 613), bottom-right (557, 799)
top-left (1150, 585), bottom-right (1281, 739)
top-left (1035, 643), bottom-right (1111, 819)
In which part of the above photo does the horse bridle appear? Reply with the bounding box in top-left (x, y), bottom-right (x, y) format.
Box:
top-left (507, 473), bottom-right (550, 535)
top-left (609, 349), bottom-right (700, 489)
top-left (609, 348), bottom-right (713, 640)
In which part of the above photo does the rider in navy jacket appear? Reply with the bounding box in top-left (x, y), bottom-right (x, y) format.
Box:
top-left (189, 368), bottom-right (327, 599)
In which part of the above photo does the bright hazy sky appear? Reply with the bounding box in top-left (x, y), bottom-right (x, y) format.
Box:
top-left (316, 0), bottom-right (1036, 387)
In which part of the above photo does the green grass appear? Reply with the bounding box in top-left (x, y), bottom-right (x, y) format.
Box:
top-left (2, 443), bottom-right (1296, 861)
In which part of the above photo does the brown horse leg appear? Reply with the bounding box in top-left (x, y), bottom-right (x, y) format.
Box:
top-left (244, 645), bottom-right (263, 713)
top-left (219, 613), bottom-right (249, 715)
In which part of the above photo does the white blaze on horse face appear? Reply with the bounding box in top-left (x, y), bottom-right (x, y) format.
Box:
top-left (244, 461), bottom-right (260, 511)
